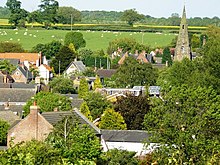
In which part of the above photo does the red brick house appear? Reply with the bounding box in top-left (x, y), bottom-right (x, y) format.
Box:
top-left (7, 105), bottom-right (100, 147)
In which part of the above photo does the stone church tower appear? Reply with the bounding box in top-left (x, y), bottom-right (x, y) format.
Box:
top-left (174, 6), bottom-right (191, 61)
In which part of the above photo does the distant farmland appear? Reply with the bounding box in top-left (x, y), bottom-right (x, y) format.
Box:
top-left (0, 29), bottom-right (176, 51)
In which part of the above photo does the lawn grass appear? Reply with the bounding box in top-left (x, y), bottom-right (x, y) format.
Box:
top-left (0, 28), bottom-right (176, 51)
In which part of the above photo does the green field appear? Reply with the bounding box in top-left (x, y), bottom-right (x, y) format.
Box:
top-left (0, 28), bottom-right (176, 51)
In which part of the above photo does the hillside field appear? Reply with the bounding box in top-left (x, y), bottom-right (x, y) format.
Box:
top-left (0, 28), bottom-right (176, 51)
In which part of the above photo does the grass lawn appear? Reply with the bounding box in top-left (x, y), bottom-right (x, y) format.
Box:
top-left (0, 28), bottom-right (176, 51)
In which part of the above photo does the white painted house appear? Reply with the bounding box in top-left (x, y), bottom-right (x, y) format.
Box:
top-left (64, 61), bottom-right (86, 77)
top-left (101, 130), bottom-right (158, 156)
top-left (38, 64), bottom-right (53, 84)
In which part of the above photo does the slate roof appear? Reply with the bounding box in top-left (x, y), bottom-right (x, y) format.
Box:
top-left (0, 58), bottom-right (20, 66)
top-left (0, 88), bottom-right (36, 102)
top-left (0, 111), bottom-right (20, 125)
top-left (0, 105), bottom-right (23, 117)
top-left (15, 66), bottom-right (33, 79)
top-left (96, 69), bottom-right (117, 78)
top-left (41, 109), bottom-right (101, 135)
top-left (101, 130), bottom-right (150, 143)
top-left (0, 83), bottom-right (36, 89)
top-left (0, 146), bottom-right (7, 151)
top-left (66, 61), bottom-right (86, 73)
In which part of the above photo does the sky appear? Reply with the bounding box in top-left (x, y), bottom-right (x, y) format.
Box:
top-left (0, 0), bottom-right (219, 18)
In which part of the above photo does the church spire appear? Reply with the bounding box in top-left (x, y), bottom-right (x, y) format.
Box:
top-left (174, 5), bottom-right (191, 61)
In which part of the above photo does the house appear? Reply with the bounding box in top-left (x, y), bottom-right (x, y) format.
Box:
top-left (63, 94), bottom-right (84, 109)
top-left (96, 69), bottom-right (117, 84)
top-left (11, 66), bottom-right (33, 83)
top-left (0, 71), bottom-right (14, 83)
top-left (0, 104), bottom-right (23, 118)
top-left (38, 64), bottom-right (53, 84)
top-left (0, 53), bottom-right (42, 65)
top-left (101, 130), bottom-right (156, 156)
top-left (64, 61), bottom-right (86, 77)
top-left (7, 105), bottom-right (101, 147)
top-left (118, 51), bottom-right (149, 65)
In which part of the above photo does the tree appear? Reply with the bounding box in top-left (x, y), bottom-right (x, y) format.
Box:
top-left (157, 58), bottom-right (210, 93)
top-left (143, 85), bottom-right (220, 164)
top-left (0, 120), bottom-right (9, 146)
top-left (98, 149), bottom-right (139, 165)
top-left (191, 34), bottom-right (200, 49)
top-left (23, 92), bottom-right (72, 116)
top-left (38, 0), bottom-right (59, 28)
top-left (27, 10), bottom-right (41, 27)
top-left (46, 115), bottom-right (102, 164)
top-left (0, 60), bottom-right (16, 74)
top-left (107, 38), bottom-right (137, 55)
top-left (80, 102), bottom-right (93, 121)
top-left (114, 94), bottom-right (150, 130)
top-left (6, 0), bottom-right (28, 26)
top-left (31, 40), bottom-right (62, 59)
top-left (57, 6), bottom-right (81, 24)
top-left (93, 75), bottom-right (102, 90)
top-left (49, 76), bottom-right (75, 94)
top-left (78, 78), bottom-right (89, 99)
top-left (121, 9), bottom-right (144, 26)
top-left (0, 42), bottom-right (24, 53)
top-left (50, 45), bottom-right (75, 74)
top-left (84, 92), bottom-right (112, 120)
top-left (113, 57), bottom-right (158, 88)
top-left (99, 108), bottom-right (127, 130)
top-left (0, 140), bottom-right (62, 164)
top-left (64, 32), bottom-right (86, 50)
top-left (162, 47), bottom-right (172, 66)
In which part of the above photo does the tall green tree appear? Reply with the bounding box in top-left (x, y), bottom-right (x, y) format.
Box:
top-left (23, 92), bottom-right (72, 116)
top-left (80, 102), bottom-right (93, 121)
top-left (0, 120), bottom-right (9, 146)
top-left (49, 76), bottom-right (75, 94)
top-left (121, 9), bottom-right (144, 26)
top-left (114, 57), bottom-right (158, 88)
top-left (51, 45), bottom-right (75, 74)
top-left (114, 94), bottom-right (150, 130)
top-left (162, 47), bottom-right (172, 66)
top-left (143, 85), bottom-right (220, 164)
top-left (31, 41), bottom-right (62, 59)
top-left (93, 75), bottom-right (102, 90)
top-left (6, 0), bottom-right (28, 26)
top-left (99, 108), bottom-right (127, 130)
top-left (46, 115), bottom-right (102, 164)
top-left (84, 92), bottom-right (112, 120)
top-left (64, 32), bottom-right (86, 50)
top-left (57, 6), bottom-right (81, 24)
top-left (78, 78), bottom-right (89, 99)
top-left (38, 0), bottom-right (59, 28)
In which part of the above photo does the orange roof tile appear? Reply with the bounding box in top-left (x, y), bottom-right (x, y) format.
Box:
top-left (0, 53), bottom-right (40, 63)
top-left (42, 64), bottom-right (52, 71)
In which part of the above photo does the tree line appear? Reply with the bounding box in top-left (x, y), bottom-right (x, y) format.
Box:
top-left (0, 2), bottom-right (220, 27)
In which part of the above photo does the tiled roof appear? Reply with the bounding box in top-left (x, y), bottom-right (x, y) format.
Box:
top-left (0, 111), bottom-right (20, 125)
top-left (0, 88), bottom-right (36, 102)
top-left (42, 64), bottom-right (52, 71)
top-left (96, 69), bottom-right (117, 78)
top-left (101, 130), bottom-right (150, 143)
top-left (41, 109), bottom-right (101, 135)
top-left (0, 53), bottom-right (40, 63)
